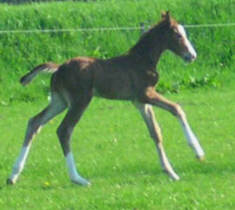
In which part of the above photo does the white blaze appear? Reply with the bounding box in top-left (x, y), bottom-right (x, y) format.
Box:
top-left (178, 24), bottom-right (197, 59)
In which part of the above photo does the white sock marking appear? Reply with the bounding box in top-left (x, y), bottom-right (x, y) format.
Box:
top-left (66, 152), bottom-right (90, 186)
top-left (179, 120), bottom-right (205, 158)
top-left (9, 145), bottom-right (31, 183)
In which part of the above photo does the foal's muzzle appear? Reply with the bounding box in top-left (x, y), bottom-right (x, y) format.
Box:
top-left (183, 53), bottom-right (197, 63)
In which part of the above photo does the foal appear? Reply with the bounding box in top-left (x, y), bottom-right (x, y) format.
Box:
top-left (7, 12), bottom-right (204, 186)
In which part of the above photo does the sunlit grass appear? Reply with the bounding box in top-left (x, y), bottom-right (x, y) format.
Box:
top-left (0, 0), bottom-right (234, 209)
top-left (1, 82), bottom-right (235, 209)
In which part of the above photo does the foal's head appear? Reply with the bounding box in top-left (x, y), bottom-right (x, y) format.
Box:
top-left (161, 11), bottom-right (197, 62)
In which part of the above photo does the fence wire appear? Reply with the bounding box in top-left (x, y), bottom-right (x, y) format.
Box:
top-left (0, 23), bottom-right (234, 34)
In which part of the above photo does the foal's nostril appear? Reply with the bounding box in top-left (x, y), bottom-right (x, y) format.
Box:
top-left (191, 53), bottom-right (197, 60)
top-left (183, 54), bottom-right (195, 62)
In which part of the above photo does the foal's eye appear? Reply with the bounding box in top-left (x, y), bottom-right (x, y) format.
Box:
top-left (176, 33), bottom-right (182, 39)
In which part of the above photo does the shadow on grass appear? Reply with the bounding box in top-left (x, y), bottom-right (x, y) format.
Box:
top-left (90, 158), bottom-right (235, 182)
top-left (177, 159), bottom-right (235, 176)
top-left (2, 159), bottom-right (234, 190)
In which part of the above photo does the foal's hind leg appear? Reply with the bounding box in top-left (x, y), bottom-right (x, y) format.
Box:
top-left (56, 94), bottom-right (92, 186)
top-left (7, 93), bottom-right (67, 184)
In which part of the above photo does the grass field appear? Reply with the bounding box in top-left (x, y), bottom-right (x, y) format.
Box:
top-left (1, 78), bottom-right (235, 209)
top-left (0, 0), bottom-right (235, 209)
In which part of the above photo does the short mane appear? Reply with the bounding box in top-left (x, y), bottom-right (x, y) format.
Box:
top-left (129, 18), bottom-right (171, 56)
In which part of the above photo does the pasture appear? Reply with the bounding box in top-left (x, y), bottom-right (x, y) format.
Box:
top-left (0, 0), bottom-right (234, 209)
top-left (1, 80), bottom-right (235, 209)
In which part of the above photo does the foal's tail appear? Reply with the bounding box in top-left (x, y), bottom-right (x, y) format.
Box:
top-left (20, 62), bottom-right (59, 86)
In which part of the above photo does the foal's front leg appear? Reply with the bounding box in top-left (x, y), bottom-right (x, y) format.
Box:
top-left (144, 88), bottom-right (205, 160)
top-left (134, 103), bottom-right (180, 180)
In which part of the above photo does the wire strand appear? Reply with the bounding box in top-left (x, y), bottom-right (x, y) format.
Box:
top-left (0, 23), bottom-right (234, 34)
top-left (184, 23), bottom-right (235, 28)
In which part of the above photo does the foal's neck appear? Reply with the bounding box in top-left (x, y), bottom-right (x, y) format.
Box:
top-left (128, 24), bottom-right (167, 69)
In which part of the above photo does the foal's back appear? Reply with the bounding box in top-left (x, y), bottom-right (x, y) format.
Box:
top-left (51, 54), bottom-right (159, 101)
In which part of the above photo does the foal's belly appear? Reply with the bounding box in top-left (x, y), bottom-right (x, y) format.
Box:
top-left (93, 71), bottom-right (137, 100)
top-left (94, 80), bottom-right (135, 100)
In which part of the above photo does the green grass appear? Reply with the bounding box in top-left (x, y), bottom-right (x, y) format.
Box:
top-left (0, 0), bottom-right (235, 209)
top-left (1, 80), bottom-right (235, 209)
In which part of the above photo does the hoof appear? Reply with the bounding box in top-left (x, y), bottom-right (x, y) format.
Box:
top-left (196, 155), bottom-right (205, 162)
top-left (71, 178), bottom-right (91, 186)
top-left (170, 173), bottom-right (180, 181)
top-left (164, 170), bottom-right (180, 181)
top-left (6, 178), bottom-right (15, 185)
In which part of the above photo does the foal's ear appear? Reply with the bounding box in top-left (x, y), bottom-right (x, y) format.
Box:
top-left (161, 11), bottom-right (170, 20)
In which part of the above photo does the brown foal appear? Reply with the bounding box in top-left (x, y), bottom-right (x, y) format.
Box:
top-left (7, 12), bottom-right (204, 186)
